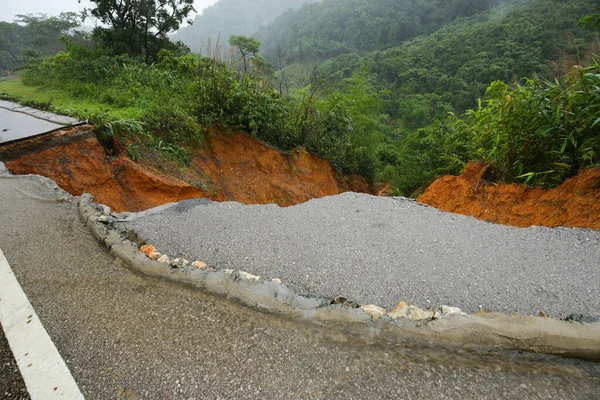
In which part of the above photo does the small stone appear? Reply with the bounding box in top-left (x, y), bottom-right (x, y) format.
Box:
top-left (389, 300), bottom-right (434, 321)
top-left (97, 215), bottom-right (109, 223)
top-left (564, 314), bottom-right (599, 323)
top-left (148, 251), bottom-right (162, 260)
top-left (538, 311), bottom-right (549, 318)
top-left (157, 255), bottom-right (171, 264)
top-left (239, 271), bottom-right (260, 281)
top-left (192, 261), bottom-right (208, 269)
top-left (440, 305), bottom-right (464, 317)
top-left (171, 258), bottom-right (189, 269)
top-left (271, 278), bottom-right (282, 284)
top-left (140, 245), bottom-right (157, 256)
top-left (332, 296), bottom-right (348, 305)
top-left (361, 304), bottom-right (386, 321)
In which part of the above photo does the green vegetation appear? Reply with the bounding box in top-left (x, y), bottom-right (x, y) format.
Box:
top-left (255, 0), bottom-right (600, 193)
top-left (0, 79), bottom-right (137, 120)
top-left (394, 64), bottom-right (600, 191)
top-left (4, 39), bottom-right (382, 177)
top-left (256, 0), bottom-right (499, 60)
top-left (229, 35), bottom-right (261, 74)
top-left (2, 1), bottom-right (599, 195)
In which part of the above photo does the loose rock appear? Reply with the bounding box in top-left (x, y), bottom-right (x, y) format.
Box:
top-left (140, 245), bottom-right (156, 256)
top-left (157, 254), bottom-right (171, 264)
top-left (148, 251), bottom-right (162, 260)
top-left (440, 305), bottom-right (464, 317)
top-left (239, 271), bottom-right (260, 281)
top-left (171, 258), bottom-right (189, 269)
top-left (389, 300), bottom-right (434, 321)
top-left (361, 305), bottom-right (386, 321)
top-left (192, 261), bottom-right (208, 269)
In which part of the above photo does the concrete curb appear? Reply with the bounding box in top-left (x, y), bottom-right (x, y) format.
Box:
top-left (79, 193), bottom-right (600, 361)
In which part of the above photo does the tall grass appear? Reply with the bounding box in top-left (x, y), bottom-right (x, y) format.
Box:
top-left (446, 62), bottom-right (600, 186)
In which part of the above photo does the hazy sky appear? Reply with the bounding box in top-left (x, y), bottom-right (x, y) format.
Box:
top-left (0, 0), bottom-right (218, 24)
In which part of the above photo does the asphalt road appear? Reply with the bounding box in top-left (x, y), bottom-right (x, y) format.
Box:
top-left (0, 170), bottom-right (599, 398)
top-left (122, 194), bottom-right (600, 319)
top-left (0, 327), bottom-right (29, 400)
top-left (0, 100), bottom-right (82, 145)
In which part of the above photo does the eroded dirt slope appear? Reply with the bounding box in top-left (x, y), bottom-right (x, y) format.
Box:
top-left (418, 162), bottom-right (600, 229)
top-left (2, 127), bottom-right (373, 212)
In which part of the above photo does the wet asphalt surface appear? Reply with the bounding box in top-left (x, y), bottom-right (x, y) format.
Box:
top-left (0, 100), bottom-right (81, 145)
top-left (0, 327), bottom-right (29, 400)
top-left (122, 194), bottom-right (600, 318)
top-left (0, 170), bottom-right (599, 398)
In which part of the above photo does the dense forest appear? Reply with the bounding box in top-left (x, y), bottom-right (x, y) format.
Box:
top-left (172, 0), bottom-right (321, 54)
top-left (255, 0), bottom-right (600, 192)
top-left (1, 0), bottom-right (599, 196)
top-left (256, 0), bottom-right (500, 59)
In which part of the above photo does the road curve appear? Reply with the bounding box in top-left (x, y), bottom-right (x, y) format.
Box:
top-left (0, 169), bottom-right (599, 398)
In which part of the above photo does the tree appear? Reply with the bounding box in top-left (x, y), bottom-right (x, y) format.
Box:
top-left (0, 22), bottom-right (23, 72)
top-left (0, 13), bottom-right (82, 73)
top-left (228, 35), bottom-right (260, 74)
top-left (83, 0), bottom-right (195, 64)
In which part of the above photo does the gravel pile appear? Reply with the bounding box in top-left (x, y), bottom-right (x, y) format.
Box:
top-left (120, 193), bottom-right (600, 318)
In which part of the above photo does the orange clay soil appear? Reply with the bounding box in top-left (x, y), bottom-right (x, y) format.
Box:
top-left (4, 128), bottom-right (375, 212)
top-left (418, 161), bottom-right (600, 230)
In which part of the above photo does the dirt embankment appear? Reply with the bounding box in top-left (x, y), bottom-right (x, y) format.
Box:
top-left (2, 127), bottom-right (375, 212)
top-left (418, 162), bottom-right (600, 230)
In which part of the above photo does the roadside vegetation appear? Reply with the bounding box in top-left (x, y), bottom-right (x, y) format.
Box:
top-left (0, 0), bottom-right (599, 195)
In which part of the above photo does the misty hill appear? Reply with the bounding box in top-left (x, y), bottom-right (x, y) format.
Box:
top-left (253, 0), bottom-right (599, 193)
top-left (259, 0), bottom-right (599, 116)
top-left (255, 0), bottom-right (503, 60)
top-left (172, 0), bottom-right (320, 54)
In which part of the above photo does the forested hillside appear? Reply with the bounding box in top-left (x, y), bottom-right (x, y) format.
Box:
top-left (172, 0), bottom-right (320, 53)
top-left (256, 0), bottom-right (600, 193)
top-left (256, 0), bottom-right (501, 59)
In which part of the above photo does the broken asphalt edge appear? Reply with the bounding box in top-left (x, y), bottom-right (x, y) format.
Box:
top-left (79, 192), bottom-right (600, 362)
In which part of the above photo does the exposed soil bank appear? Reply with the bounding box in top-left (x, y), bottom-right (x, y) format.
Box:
top-left (190, 131), bottom-right (375, 206)
top-left (2, 127), bottom-right (374, 212)
top-left (418, 162), bottom-right (600, 230)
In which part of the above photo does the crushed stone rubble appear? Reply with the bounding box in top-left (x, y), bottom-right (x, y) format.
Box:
top-left (121, 193), bottom-right (600, 320)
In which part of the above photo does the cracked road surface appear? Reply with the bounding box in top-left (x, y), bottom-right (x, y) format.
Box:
top-left (0, 170), bottom-right (599, 399)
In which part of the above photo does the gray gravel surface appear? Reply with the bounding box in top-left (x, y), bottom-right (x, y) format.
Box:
top-left (123, 193), bottom-right (600, 318)
top-left (2, 169), bottom-right (600, 398)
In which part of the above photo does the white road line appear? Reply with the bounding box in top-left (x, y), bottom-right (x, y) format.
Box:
top-left (0, 248), bottom-right (84, 399)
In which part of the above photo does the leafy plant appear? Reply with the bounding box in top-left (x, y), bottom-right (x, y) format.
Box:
top-left (445, 63), bottom-right (600, 186)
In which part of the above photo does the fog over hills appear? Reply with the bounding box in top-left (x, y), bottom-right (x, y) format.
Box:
top-left (172, 0), bottom-right (321, 54)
